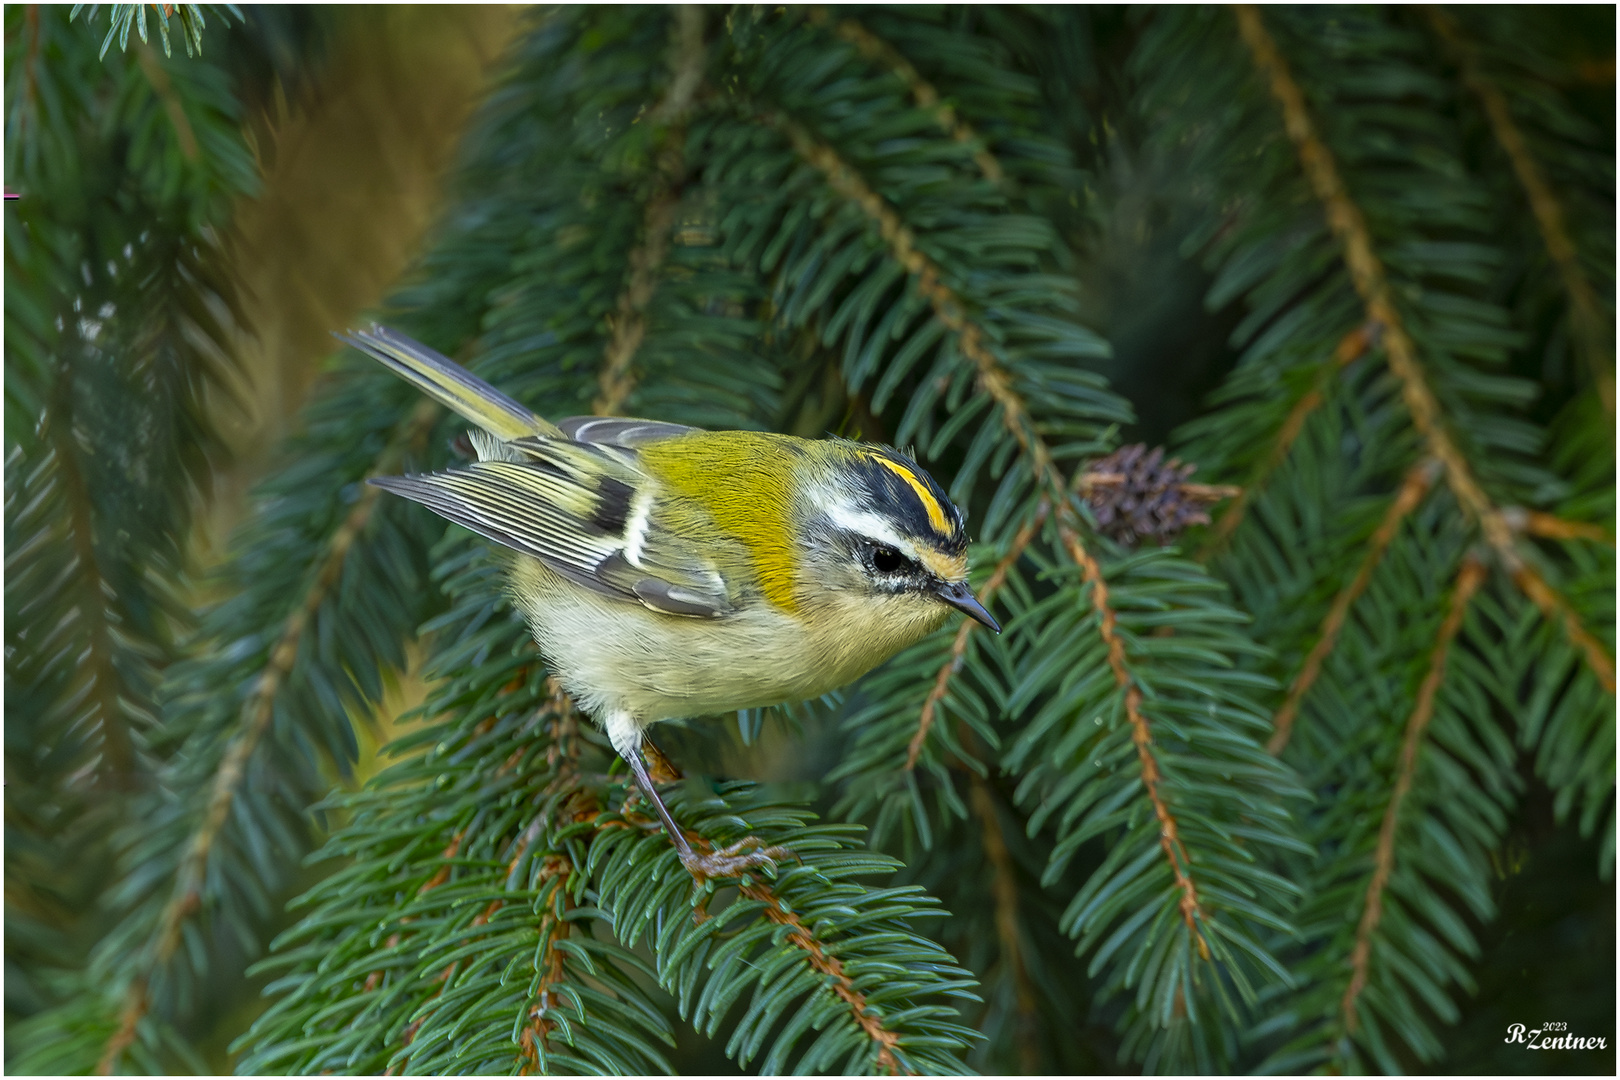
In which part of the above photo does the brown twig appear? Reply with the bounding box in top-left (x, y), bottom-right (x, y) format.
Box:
top-left (1268, 460), bottom-right (1440, 755)
top-left (967, 774), bottom-right (1040, 1073)
top-left (1234, 4), bottom-right (1616, 697)
top-left (738, 879), bottom-right (908, 1075)
top-left (95, 398), bottom-right (440, 1076)
top-left (1339, 556), bottom-right (1486, 1038)
top-left (1505, 508), bottom-right (1614, 546)
top-left (592, 5), bottom-right (705, 417)
top-left (1204, 323), bottom-right (1377, 556)
top-left (906, 504), bottom-right (1047, 769)
top-left (1511, 562), bottom-right (1617, 693)
top-left (807, 8), bottom-right (1005, 186)
top-left (1424, 5), bottom-right (1614, 416)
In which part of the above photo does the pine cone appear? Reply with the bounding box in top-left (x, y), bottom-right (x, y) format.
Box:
top-left (1084, 444), bottom-right (1225, 546)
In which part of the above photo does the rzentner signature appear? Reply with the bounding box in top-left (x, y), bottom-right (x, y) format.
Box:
top-left (1505, 1023), bottom-right (1606, 1050)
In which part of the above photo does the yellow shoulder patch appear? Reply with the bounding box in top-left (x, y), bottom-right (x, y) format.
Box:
top-left (868, 454), bottom-right (952, 536)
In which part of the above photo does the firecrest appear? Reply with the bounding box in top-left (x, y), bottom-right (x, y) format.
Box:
top-left (344, 326), bottom-right (999, 879)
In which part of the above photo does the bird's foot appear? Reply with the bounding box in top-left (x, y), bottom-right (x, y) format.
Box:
top-left (679, 837), bottom-right (795, 884)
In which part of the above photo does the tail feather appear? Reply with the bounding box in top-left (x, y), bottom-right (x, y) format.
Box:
top-left (338, 325), bottom-right (559, 439)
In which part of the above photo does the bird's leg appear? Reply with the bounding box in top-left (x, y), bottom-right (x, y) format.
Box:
top-left (615, 728), bottom-right (791, 883)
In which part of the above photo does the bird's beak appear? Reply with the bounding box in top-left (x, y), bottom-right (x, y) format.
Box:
top-left (935, 579), bottom-right (1001, 633)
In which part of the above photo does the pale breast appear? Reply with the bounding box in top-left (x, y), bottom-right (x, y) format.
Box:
top-left (507, 554), bottom-right (946, 723)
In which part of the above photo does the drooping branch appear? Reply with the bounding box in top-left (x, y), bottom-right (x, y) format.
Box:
top-left (1233, 3), bottom-right (1616, 695)
top-left (1269, 459), bottom-right (1440, 755)
top-left (807, 7), bottom-right (1007, 187)
top-left (96, 398), bottom-right (441, 1075)
top-left (782, 120), bottom-right (1210, 946)
top-left (1338, 556), bottom-right (1486, 1042)
top-left (1424, 5), bottom-right (1614, 416)
top-left (593, 4), bottom-right (706, 417)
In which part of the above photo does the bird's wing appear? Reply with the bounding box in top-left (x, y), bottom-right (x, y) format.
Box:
top-left (370, 440), bottom-right (732, 619)
top-left (556, 416), bottom-right (702, 446)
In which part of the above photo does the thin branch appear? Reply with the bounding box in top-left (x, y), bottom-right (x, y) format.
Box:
top-left (1268, 459), bottom-right (1440, 755)
top-left (1511, 562), bottom-right (1617, 693)
top-left (1203, 322), bottom-right (1377, 556)
top-left (1424, 5), bottom-right (1614, 416)
top-left (1234, 4), bottom-right (1616, 694)
top-left (907, 503), bottom-right (1047, 769)
top-left (1058, 518), bottom-right (1210, 956)
top-left (807, 7), bottom-right (1006, 187)
top-left (782, 121), bottom-right (1211, 948)
top-left (1504, 507), bottom-right (1614, 546)
top-left (593, 4), bottom-right (705, 417)
top-left (1339, 555), bottom-right (1487, 1039)
top-left (967, 773), bottom-right (1040, 1074)
top-left (737, 878), bottom-right (908, 1075)
top-left (96, 398), bottom-right (440, 1076)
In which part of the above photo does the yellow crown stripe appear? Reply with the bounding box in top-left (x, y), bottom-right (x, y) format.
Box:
top-left (869, 455), bottom-right (952, 536)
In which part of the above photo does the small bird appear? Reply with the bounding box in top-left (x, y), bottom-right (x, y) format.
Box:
top-left (344, 326), bottom-right (999, 879)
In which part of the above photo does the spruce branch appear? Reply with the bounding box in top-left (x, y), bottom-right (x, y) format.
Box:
top-left (773, 118), bottom-right (1066, 498)
top-left (735, 877), bottom-right (908, 1076)
top-left (1233, 2), bottom-right (1616, 693)
top-left (1423, 4), bottom-right (1615, 416)
top-left (1054, 518), bottom-right (1209, 955)
top-left (95, 397), bottom-right (439, 1075)
top-left (764, 76), bottom-right (1300, 1065)
top-left (1269, 459), bottom-right (1441, 755)
top-left (805, 7), bottom-right (1007, 188)
top-left (1337, 555), bottom-right (1487, 1048)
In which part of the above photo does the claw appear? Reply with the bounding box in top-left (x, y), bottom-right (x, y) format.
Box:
top-left (679, 837), bottom-right (795, 884)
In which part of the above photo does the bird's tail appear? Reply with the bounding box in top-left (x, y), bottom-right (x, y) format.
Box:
top-left (337, 325), bottom-right (560, 440)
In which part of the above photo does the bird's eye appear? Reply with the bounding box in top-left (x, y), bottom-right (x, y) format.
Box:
top-left (871, 545), bottom-right (907, 574)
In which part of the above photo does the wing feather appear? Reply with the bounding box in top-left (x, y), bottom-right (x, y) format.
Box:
top-left (370, 441), bottom-right (733, 618)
